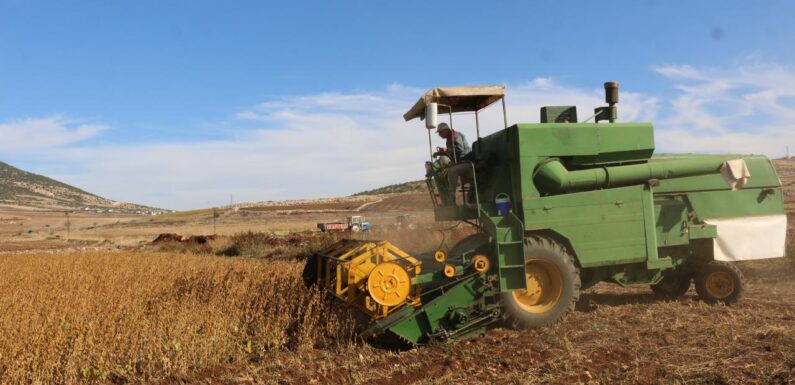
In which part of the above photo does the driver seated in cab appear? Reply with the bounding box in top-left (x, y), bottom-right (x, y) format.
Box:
top-left (425, 122), bottom-right (473, 205)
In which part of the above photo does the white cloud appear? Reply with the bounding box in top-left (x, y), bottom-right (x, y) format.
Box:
top-left (652, 63), bottom-right (795, 155)
top-left (0, 116), bottom-right (107, 153)
top-left (5, 65), bottom-right (793, 209)
top-left (46, 87), bottom-right (428, 209)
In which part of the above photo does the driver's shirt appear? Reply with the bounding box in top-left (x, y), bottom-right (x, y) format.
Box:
top-left (446, 130), bottom-right (472, 161)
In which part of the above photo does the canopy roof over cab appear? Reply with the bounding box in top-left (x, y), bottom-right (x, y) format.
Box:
top-left (403, 85), bottom-right (505, 122)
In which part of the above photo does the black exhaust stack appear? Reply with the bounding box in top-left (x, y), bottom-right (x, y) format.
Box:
top-left (596, 81), bottom-right (619, 123)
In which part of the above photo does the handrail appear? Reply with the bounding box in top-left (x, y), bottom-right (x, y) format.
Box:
top-left (426, 161), bottom-right (481, 212)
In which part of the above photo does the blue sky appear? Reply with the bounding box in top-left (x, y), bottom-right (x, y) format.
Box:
top-left (1, 0), bottom-right (794, 209)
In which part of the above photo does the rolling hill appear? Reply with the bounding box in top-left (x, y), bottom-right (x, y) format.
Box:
top-left (0, 161), bottom-right (165, 214)
top-left (353, 180), bottom-right (426, 196)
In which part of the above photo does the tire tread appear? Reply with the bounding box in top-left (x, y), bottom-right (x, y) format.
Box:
top-left (501, 235), bottom-right (581, 330)
top-left (694, 261), bottom-right (744, 304)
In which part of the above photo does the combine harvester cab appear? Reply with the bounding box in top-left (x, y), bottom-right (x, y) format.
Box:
top-left (304, 82), bottom-right (787, 347)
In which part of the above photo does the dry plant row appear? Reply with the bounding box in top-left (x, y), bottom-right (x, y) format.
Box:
top-left (0, 251), bottom-right (355, 384)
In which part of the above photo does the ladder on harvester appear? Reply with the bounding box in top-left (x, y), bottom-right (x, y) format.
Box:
top-left (480, 210), bottom-right (526, 291)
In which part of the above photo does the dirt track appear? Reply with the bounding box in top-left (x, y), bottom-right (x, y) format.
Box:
top-left (363, 193), bottom-right (433, 212)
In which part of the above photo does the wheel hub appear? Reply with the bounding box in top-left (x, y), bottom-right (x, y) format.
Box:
top-left (705, 271), bottom-right (734, 299)
top-left (512, 259), bottom-right (563, 314)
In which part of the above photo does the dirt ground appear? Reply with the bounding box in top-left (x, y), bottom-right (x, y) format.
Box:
top-left (254, 276), bottom-right (795, 385)
top-left (130, 255), bottom-right (790, 385)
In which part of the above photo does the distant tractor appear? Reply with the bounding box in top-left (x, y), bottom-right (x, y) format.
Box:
top-left (304, 82), bottom-right (787, 346)
top-left (394, 214), bottom-right (415, 230)
top-left (317, 215), bottom-right (371, 232)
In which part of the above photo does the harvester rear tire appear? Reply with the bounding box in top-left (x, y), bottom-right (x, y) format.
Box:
top-left (650, 269), bottom-right (692, 298)
top-left (501, 236), bottom-right (580, 330)
top-left (694, 261), bottom-right (744, 304)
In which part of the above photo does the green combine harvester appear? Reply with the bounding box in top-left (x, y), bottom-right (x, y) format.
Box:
top-left (303, 82), bottom-right (787, 347)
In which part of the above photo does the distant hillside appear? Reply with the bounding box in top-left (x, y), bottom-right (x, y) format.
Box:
top-left (353, 180), bottom-right (426, 196)
top-left (0, 161), bottom-right (166, 214)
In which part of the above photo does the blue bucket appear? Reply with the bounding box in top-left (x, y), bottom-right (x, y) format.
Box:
top-left (495, 193), bottom-right (511, 216)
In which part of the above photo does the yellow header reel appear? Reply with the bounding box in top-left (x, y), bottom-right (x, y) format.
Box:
top-left (313, 239), bottom-right (422, 319)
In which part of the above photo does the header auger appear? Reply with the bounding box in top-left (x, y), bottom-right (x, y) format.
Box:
top-left (303, 81), bottom-right (787, 347)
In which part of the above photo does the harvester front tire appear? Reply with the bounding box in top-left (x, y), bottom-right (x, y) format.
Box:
top-left (501, 236), bottom-right (580, 330)
top-left (449, 233), bottom-right (491, 257)
top-left (651, 269), bottom-right (692, 298)
top-left (694, 261), bottom-right (744, 304)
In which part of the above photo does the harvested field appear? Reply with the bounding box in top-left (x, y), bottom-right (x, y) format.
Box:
top-left (234, 192), bottom-right (433, 214)
top-left (0, 239), bottom-right (85, 252)
top-left (272, 278), bottom-right (795, 385)
top-left (362, 192), bottom-right (433, 212)
top-left (234, 196), bottom-right (380, 213)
